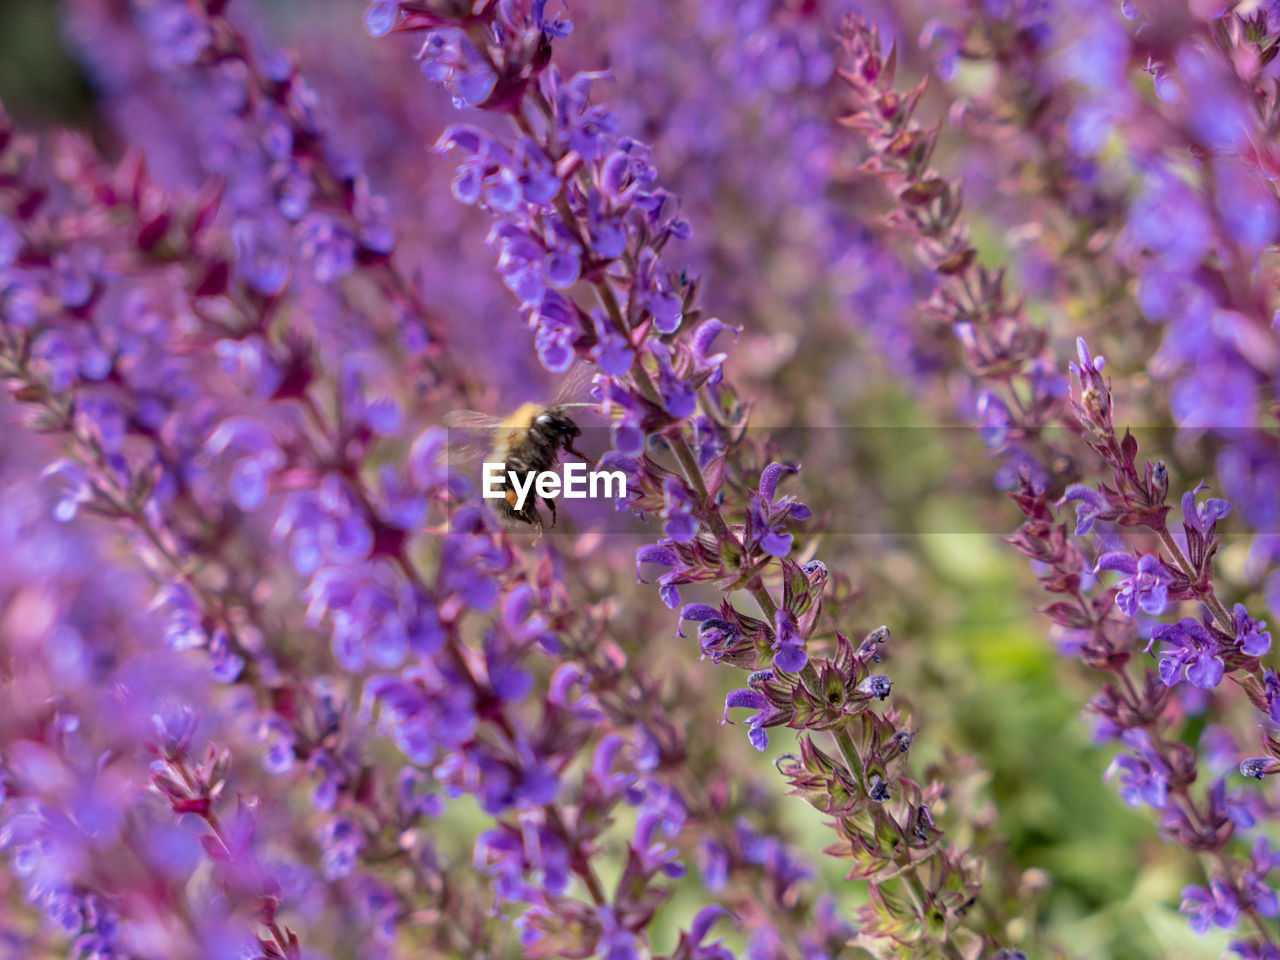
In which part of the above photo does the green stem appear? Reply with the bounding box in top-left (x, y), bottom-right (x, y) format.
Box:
top-left (1155, 527), bottom-right (1234, 633)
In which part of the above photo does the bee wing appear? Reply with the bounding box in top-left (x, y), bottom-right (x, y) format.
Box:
top-left (442, 410), bottom-right (506, 430)
top-left (549, 361), bottom-right (599, 409)
top-left (442, 410), bottom-right (504, 464)
top-left (444, 436), bottom-right (500, 464)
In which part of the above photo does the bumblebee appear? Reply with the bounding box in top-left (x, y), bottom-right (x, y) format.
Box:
top-left (443, 371), bottom-right (593, 534)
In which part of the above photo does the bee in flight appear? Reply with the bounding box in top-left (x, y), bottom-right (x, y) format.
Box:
top-left (443, 368), bottom-right (596, 534)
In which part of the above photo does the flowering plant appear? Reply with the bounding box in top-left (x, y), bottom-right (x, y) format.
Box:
top-left (1, 1), bottom-right (1279, 958)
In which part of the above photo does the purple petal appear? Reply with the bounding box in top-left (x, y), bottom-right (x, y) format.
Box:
top-left (435, 124), bottom-right (488, 155)
top-left (1137, 583), bottom-right (1169, 616)
top-left (690, 905), bottom-right (730, 944)
top-left (772, 641), bottom-right (807, 674)
top-left (761, 528), bottom-right (793, 558)
top-left (1057, 483), bottom-right (1108, 510)
top-left (680, 603), bottom-right (719, 623)
top-left (723, 688), bottom-right (767, 722)
top-left (758, 462), bottom-right (795, 504)
top-left (1095, 552), bottom-right (1139, 574)
top-left (364, 1), bottom-right (397, 37)
top-left (635, 544), bottom-right (677, 583)
top-left (1186, 652), bottom-right (1225, 689)
top-left (1243, 631), bottom-right (1272, 657)
top-left (664, 513), bottom-right (698, 544)
top-left (690, 318), bottom-right (741, 366)
top-left (229, 457), bottom-right (270, 512)
top-left (1157, 654), bottom-right (1183, 687)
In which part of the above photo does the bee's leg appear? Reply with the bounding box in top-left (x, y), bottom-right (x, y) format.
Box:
top-left (565, 437), bottom-right (589, 462)
top-left (529, 502), bottom-right (545, 543)
top-left (500, 487), bottom-right (522, 524)
top-left (545, 492), bottom-right (558, 528)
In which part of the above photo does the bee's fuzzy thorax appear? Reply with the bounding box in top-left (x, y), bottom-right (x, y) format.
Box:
top-left (495, 402), bottom-right (544, 457)
top-left (501, 402), bottom-right (544, 431)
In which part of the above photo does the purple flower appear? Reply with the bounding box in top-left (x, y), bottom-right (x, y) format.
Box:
top-left (635, 541), bottom-right (689, 609)
top-left (1069, 336), bottom-right (1106, 378)
top-left (696, 838), bottom-right (730, 892)
top-left (364, 1), bottom-right (398, 38)
top-left (750, 462), bottom-right (811, 559)
top-left (681, 905), bottom-right (735, 960)
top-left (1230, 941), bottom-right (1280, 960)
top-left (1146, 617), bottom-right (1225, 689)
top-left (231, 218), bottom-right (290, 296)
top-left (867, 774), bottom-right (892, 802)
top-left (722, 689), bottom-right (772, 752)
top-left (551, 70), bottom-right (620, 162)
top-left (1, 271), bottom-right (40, 328)
top-left (531, 0), bottom-right (573, 39)
top-left (258, 719), bottom-right (297, 775)
top-left (697, 619), bottom-right (741, 663)
top-left (417, 29), bottom-right (497, 108)
top-left (590, 307), bottom-right (634, 376)
top-left (861, 674), bottom-right (892, 700)
top-left (1264, 669), bottom-right (1280, 724)
top-left (733, 817), bottom-right (813, 896)
top-left (40, 460), bottom-right (94, 523)
top-left (1180, 878), bottom-right (1241, 934)
top-left (205, 417), bottom-right (284, 512)
top-left (318, 817), bottom-right (364, 881)
top-left (529, 292), bottom-right (580, 372)
top-left (1234, 605), bottom-right (1272, 657)
top-left (297, 213), bottom-right (357, 283)
top-left (661, 475), bottom-right (699, 543)
top-left (140, 0), bottom-right (212, 71)
top-left (771, 609), bottom-right (806, 674)
top-left (215, 337), bottom-right (283, 399)
top-left (650, 341), bottom-right (696, 418)
top-left (689, 318), bottom-right (741, 385)
top-left (586, 191), bottom-right (626, 259)
top-left (634, 249), bottom-right (683, 334)
top-left (1241, 757), bottom-right (1280, 780)
top-left (1244, 837), bottom-right (1280, 917)
top-left (1182, 486), bottom-right (1231, 537)
top-left (601, 139), bottom-right (659, 201)
top-left (1056, 483), bottom-right (1110, 536)
top-left (1105, 732), bottom-right (1171, 809)
top-left (1095, 552), bottom-right (1173, 617)
top-left (1127, 172), bottom-right (1213, 270)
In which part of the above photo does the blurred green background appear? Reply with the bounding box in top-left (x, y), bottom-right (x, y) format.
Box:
top-left (0, 0), bottom-right (95, 127)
